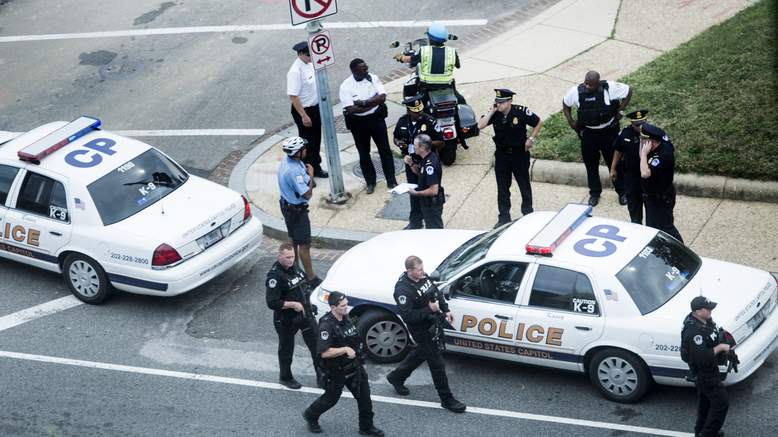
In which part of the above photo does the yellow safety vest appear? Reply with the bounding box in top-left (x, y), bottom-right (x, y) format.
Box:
top-left (418, 46), bottom-right (456, 85)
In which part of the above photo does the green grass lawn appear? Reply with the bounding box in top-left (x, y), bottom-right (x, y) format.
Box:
top-left (533, 0), bottom-right (777, 181)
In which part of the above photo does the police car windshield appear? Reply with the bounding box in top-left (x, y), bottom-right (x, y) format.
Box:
top-left (87, 149), bottom-right (188, 225)
top-left (616, 233), bottom-right (701, 315)
top-left (436, 225), bottom-right (509, 281)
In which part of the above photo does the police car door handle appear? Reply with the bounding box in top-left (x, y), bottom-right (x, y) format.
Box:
top-left (49, 231), bottom-right (62, 237)
top-left (494, 314), bottom-right (513, 320)
top-left (575, 326), bottom-right (592, 331)
top-left (22, 215), bottom-right (37, 222)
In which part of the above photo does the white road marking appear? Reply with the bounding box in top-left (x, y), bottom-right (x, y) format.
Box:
top-left (0, 296), bottom-right (83, 332)
top-left (0, 350), bottom-right (692, 436)
top-left (112, 129), bottom-right (266, 137)
top-left (0, 20), bottom-right (488, 43)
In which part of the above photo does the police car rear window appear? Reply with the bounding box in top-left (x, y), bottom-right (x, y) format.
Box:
top-left (616, 233), bottom-right (701, 315)
top-left (87, 149), bottom-right (188, 225)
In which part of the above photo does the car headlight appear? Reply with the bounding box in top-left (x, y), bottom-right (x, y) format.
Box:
top-left (317, 287), bottom-right (331, 304)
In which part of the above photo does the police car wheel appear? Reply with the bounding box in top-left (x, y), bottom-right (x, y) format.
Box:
top-left (63, 254), bottom-right (112, 304)
top-left (357, 311), bottom-right (410, 364)
top-left (588, 349), bottom-right (651, 403)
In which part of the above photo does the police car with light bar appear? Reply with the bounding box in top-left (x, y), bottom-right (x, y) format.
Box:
top-left (310, 203), bottom-right (778, 402)
top-left (0, 116), bottom-right (262, 303)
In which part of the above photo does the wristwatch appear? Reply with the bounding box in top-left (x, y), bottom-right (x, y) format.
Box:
top-left (528, 136), bottom-right (535, 142)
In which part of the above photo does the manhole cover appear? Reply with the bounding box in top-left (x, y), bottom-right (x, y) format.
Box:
top-left (99, 59), bottom-right (144, 80)
top-left (352, 153), bottom-right (404, 181)
top-left (377, 193), bottom-right (411, 221)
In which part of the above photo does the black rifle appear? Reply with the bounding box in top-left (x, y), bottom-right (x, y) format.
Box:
top-left (422, 281), bottom-right (450, 352)
top-left (292, 278), bottom-right (317, 332)
top-left (717, 327), bottom-right (739, 373)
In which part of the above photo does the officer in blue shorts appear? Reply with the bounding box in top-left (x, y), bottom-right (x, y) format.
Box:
top-left (278, 136), bottom-right (321, 287)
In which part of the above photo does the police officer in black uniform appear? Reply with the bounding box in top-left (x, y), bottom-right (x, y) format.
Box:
top-left (477, 89), bottom-right (542, 228)
top-left (403, 134), bottom-right (445, 229)
top-left (681, 296), bottom-right (730, 437)
top-left (611, 109), bottom-right (648, 224)
top-left (562, 71), bottom-right (631, 206)
top-left (302, 292), bottom-right (384, 436)
top-left (393, 95), bottom-right (444, 230)
top-left (265, 243), bottom-right (319, 389)
top-left (639, 123), bottom-right (683, 242)
top-left (386, 255), bottom-right (466, 413)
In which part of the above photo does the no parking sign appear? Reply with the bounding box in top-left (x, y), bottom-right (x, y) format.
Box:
top-left (308, 30), bottom-right (335, 70)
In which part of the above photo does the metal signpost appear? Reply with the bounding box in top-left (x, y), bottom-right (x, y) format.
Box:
top-left (289, 0), bottom-right (348, 204)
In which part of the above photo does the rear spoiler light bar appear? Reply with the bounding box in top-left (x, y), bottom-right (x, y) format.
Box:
top-left (18, 116), bottom-right (101, 164)
top-left (526, 203), bottom-right (592, 256)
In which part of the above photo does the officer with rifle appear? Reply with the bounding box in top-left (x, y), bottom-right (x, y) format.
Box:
top-left (681, 296), bottom-right (738, 437)
top-left (302, 292), bottom-right (384, 436)
top-left (266, 243), bottom-right (320, 390)
top-left (386, 255), bottom-right (466, 413)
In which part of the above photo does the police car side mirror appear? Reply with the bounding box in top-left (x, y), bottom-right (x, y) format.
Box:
top-left (429, 270), bottom-right (441, 282)
top-left (389, 41), bottom-right (400, 48)
top-left (448, 34), bottom-right (458, 41)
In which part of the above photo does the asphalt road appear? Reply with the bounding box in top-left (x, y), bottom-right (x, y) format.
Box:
top-left (0, 0), bottom-right (528, 177)
top-left (1, 240), bottom-right (776, 436)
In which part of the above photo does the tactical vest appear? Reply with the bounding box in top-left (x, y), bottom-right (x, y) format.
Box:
top-left (418, 46), bottom-right (456, 85)
top-left (576, 81), bottom-right (617, 127)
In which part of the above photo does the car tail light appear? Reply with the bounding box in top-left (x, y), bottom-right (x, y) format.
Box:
top-left (443, 128), bottom-right (455, 140)
top-left (152, 243), bottom-right (182, 267)
top-left (242, 195), bottom-right (251, 222)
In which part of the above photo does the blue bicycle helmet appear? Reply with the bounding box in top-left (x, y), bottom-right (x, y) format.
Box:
top-left (426, 24), bottom-right (449, 44)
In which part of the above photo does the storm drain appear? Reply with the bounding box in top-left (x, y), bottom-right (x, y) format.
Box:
top-left (351, 153), bottom-right (404, 181)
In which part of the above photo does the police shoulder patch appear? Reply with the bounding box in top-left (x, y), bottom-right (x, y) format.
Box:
top-left (398, 295), bottom-right (407, 305)
top-left (268, 278), bottom-right (277, 288)
top-left (525, 107), bottom-right (533, 116)
top-left (321, 330), bottom-right (329, 340)
top-left (650, 157), bottom-right (660, 167)
top-left (295, 175), bottom-right (304, 183)
top-left (425, 165), bottom-right (434, 175)
top-left (693, 335), bottom-right (703, 345)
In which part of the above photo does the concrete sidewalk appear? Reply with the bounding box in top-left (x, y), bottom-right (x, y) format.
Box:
top-left (235, 0), bottom-right (778, 273)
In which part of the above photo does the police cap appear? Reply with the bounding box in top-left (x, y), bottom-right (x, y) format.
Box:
top-left (640, 123), bottom-right (667, 141)
top-left (691, 296), bottom-right (717, 311)
top-left (494, 88), bottom-right (515, 102)
top-left (626, 109), bottom-right (648, 122)
top-left (328, 291), bottom-right (347, 306)
top-left (402, 95), bottom-right (424, 113)
top-left (292, 41), bottom-right (309, 53)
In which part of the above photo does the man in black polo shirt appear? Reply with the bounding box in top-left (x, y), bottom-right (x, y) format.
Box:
top-left (393, 95), bottom-right (443, 230)
top-left (611, 109), bottom-right (648, 224)
top-left (639, 123), bottom-right (683, 242)
top-left (403, 134), bottom-right (445, 229)
top-left (477, 88), bottom-right (542, 228)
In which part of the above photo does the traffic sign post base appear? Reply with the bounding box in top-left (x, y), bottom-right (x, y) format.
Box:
top-left (325, 191), bottom-right (351, 205)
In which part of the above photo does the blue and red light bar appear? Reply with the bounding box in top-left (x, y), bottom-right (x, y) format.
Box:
top-left (18, 116), bottom-right (101, 164)
top-left (526, 203), bottom-right (592, 256)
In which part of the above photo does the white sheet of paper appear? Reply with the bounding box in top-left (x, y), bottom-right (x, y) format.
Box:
top-left (388, 183), bottom-right (418, 195)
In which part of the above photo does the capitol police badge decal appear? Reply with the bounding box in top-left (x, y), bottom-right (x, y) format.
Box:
top-left (693, 335), bottom-right (703, 345)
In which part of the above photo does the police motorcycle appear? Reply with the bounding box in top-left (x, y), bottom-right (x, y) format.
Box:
top-left (390, 30), bottom-right (479, 165)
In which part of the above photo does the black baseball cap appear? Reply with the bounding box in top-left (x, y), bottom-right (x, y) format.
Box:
top-left (328, 291), bottom-right (347, 306)
top-left (691, 296), bottom-right (717, 311)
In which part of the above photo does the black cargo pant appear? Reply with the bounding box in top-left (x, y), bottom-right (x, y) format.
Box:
top-left (387, 328), bottom-right (453, 401)
top-left (274, 314), bottom-right (319, 381)
top-left (306, 366), bottom-right (374, 430)
top-left (405, 162), bottom-right (423, 228)
top-left (291, 104), bottom-right (323, 172)
top-left (623, 176), bottom-right (644, 224)
top-left (580, 124), bottom-right (624, 197)
top-left (495, 147), bottom-right (533, 221)
top-left (643, 188), bottom-right (683, 243)
top-left (694, 378), bottom-right (729, 437)
top-left (419, 190), bottom-right (445, 229)
top-left (349, 113), bottom-right (398, 187)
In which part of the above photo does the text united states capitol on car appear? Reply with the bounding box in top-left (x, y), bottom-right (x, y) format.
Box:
top-left (0, 116), bottom-right (263, 304)
top-left (310, 203), bottom-right (778, 403)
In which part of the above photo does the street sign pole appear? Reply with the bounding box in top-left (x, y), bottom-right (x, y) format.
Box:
top-left (307, 19), bottom-right (349, 204)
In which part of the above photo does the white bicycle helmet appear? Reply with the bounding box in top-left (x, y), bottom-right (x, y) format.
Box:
top-left (281, 136), bottom-right (307, 156)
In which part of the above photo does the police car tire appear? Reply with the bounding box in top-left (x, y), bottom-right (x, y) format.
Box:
top-left (440, 140), bottom-right (457, 166)
top-left (588, 349), bottom-right (651, 403)
top-left (356, 310), bottom-right (411, 364)
top-left (63, 254), bottom-right (112, 304)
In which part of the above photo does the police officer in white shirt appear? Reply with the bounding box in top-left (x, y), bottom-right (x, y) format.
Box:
top-left (562, 70), bottom-right (632, 207)
top-left (287, 41), bottom-right (327, 179)
top-left (339, 58), bottom-right (398, 194)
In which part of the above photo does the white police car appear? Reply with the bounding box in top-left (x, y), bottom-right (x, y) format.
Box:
top-left (0, 116), bottom-right (262, 303)
top-left (311, 203), bottom-right (778, 402)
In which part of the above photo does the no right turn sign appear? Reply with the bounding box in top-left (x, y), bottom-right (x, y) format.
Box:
top-left (289, 0), bottom-right (338, 26)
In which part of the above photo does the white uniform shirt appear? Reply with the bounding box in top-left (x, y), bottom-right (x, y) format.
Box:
top-left (286, 58), bottom-right (318, 108)
top-left (563, 80), bottom-right (630, 129)
top-left (339, 73), bottom-right (386, 117)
